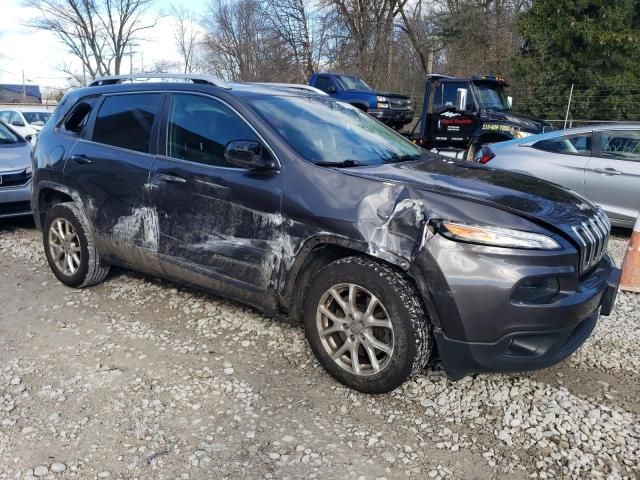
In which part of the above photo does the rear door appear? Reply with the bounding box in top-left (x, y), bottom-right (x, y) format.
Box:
top-left (527, 131), bottom-right (592, 195)
top-left (586, 129), bottom-right (640, 226)
top-left (64, 92), bottom-right (165, 272)
top-left (148, 92), bottom-right (283, 306)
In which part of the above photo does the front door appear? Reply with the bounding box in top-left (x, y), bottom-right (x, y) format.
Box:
top-left (148, 93), bottom-right (283, 308)
top-left (430, 81), bottom-right (477, 148)
top-left (586, 129), bottom-right (640, 226)
top-left (64, 92), bottom-right (164, 272)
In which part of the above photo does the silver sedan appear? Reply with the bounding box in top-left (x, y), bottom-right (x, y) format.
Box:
top-left (0, 121), bottom-right (33, 219)
top-left (478, 124), bottom-right (640, 228)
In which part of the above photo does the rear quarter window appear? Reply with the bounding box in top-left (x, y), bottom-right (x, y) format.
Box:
top-left (92, 93), bottom-right (163, 153)
top-left (533, 133), bottom-right (591, 156)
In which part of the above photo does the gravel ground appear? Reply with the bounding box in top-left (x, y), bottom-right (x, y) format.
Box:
top-left (0, 219), bottom-right (638, 480)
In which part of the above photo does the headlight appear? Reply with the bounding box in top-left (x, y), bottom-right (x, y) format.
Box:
top-left (513, 130), bottom-right (533, 139)
top-left (376, 96), bottom-right (389, 108)
top-left (437, 221), bottom-right (561, 250)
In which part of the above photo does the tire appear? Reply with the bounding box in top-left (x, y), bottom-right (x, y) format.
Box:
top-left (466, 142), bottom-right (481, 162)
top-left (302, 256), bottom-right (432, 394)
top-left (43, 202), bottom-right (110, 288)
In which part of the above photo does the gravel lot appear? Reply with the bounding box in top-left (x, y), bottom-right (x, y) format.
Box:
top-left (0, 219), bottom-right (638, 480)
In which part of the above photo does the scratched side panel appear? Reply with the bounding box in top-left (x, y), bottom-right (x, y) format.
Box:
top-left (63, 140), bottom-right (162, 273)
top-left (148, 157), bottom-right (284, 310)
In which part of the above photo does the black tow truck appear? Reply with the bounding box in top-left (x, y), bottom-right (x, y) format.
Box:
top-left (409, 74), bottom-right (552, 160)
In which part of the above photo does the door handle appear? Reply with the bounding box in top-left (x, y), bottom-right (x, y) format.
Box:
top-left (70, 154), bottom-right (92, 165)
top-left (156, 173), bottom-right (187, 184)
top-left (593, 167), bottom-right (622, 175)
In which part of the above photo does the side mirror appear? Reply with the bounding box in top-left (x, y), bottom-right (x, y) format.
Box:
top-left (12, 120), bottom-right (25, 127)
top-left (507, 96), bottom-right (513, 109)
top-left (456, 88), bottom-right (468, 112)
top-left (326, 85), bottom-right (337, 94)
top-left (224, 140), bottom-right (278, 171)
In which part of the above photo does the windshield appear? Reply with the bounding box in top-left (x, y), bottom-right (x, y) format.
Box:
top-left (0, 122), bottom-right (21, 144)
top-left (248, 96), bottom-right (422, 166)
top-left (23, 111), bottom-right (52, 125)
top-left (336, 75), bottom-right (372, 91)
top-left (473, 82), bottom-right (510, 111)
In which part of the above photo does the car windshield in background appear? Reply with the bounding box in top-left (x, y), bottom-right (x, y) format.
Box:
top-left (249, 96), bottom-right (423, 166)
top-left (23, 111), bottom-right (52, 126)
top-left (473, 82), bottom-right (511, 111)
top-left (336, 75), bottom-right (372, 91)
top-left (0, 122), bottom-right (21, 144)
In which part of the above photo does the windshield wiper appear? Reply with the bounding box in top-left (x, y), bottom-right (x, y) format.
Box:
top-left (386, 154), bottom-right (422, 164)
top-left (313, 159), bottom-right (361, 167)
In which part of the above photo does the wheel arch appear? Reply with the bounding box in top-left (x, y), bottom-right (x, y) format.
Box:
top-left (281, 235), bottom-right (441, 329)
top-left (35, 182), bottom-right (79, 230)
top-left (473, 131), bottom-right (512, 147)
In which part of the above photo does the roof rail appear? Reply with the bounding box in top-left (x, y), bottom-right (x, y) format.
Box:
top-left (89, 74), bottom-right (231, 89)
top-left (247, 82), bottom-right (328, 95)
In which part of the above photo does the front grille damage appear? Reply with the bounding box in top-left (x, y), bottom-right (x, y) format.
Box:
top-left (572, 208), bottom-right (610, 275)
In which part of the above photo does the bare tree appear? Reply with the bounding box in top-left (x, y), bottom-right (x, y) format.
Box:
top-left (201, 0), bottom-right (295, 82)
top-left (261, 0), bottom-right (315, 81)
top-left (398, 0), bottom-right (437, 74)
top-left (24, 0), bottom-right (158, 80)
top-left (171, 4), bottom-right (201, 74)
top-left (323, 0), bottom-right (408, 86)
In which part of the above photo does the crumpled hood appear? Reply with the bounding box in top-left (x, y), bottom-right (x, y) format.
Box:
top-left (484, 110), bottom-right (550, 134)
top-left (0, 142), bottom-right (32, 172)
top-left (345, 155), bottom-right (599, 234)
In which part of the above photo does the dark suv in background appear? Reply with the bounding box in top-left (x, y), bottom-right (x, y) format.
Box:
top-left (32, 74), bottom-right (619, 393)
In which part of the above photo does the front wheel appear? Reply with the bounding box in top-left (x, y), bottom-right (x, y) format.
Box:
top-left (466, 142), bottom-right (481, 161)
top-left (302, 256), bottom-right (432, 393)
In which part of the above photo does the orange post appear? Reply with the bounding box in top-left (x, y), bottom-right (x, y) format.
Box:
top-left (620, 214), bottom-right (640, 293)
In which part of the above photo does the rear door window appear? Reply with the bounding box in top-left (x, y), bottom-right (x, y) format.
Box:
top-left (533, 133), bottom-right (592, 156)
top-left (92, 93), bottom-right (163, 153)
top-left (599, 130), bottom-right (640, 162)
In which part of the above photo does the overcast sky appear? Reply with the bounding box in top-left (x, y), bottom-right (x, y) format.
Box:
top-left (0, 0), bottom-right (208, 90)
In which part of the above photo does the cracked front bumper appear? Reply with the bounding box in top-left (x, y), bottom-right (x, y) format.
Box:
top-left (419, 235), bottom-right (620, 380)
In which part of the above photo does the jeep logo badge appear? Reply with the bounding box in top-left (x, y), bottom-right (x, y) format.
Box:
top-left (576, 202), bottom-right (589, 211)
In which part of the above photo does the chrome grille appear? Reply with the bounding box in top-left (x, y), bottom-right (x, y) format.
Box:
top-left (571, 208), bottom-right (610, 275)
top-left (0, 168), bottom-right (31, 188)
top-left (389, 98), bottom-right (411, 110)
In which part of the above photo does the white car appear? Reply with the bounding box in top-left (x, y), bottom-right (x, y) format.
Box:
top-left (0, 108), bottom-right (52, 140)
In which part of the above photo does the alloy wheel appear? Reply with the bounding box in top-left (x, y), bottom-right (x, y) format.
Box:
top-left (316, 283), bottom-right (395, 376)
top-left (48, 218), bottom-right (81, 276)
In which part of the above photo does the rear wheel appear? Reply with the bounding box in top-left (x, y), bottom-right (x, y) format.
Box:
top-left (43, 203), bottom-right (110, 288)
top-left (302, 256), bottom-right (432, 393)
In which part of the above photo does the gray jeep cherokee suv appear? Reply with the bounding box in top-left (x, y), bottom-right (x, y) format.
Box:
top-left (31, 74), bottom-right (619, 393)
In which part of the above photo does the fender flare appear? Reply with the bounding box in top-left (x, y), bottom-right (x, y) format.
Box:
top-left (34, 181), bottom-right (87, 230)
